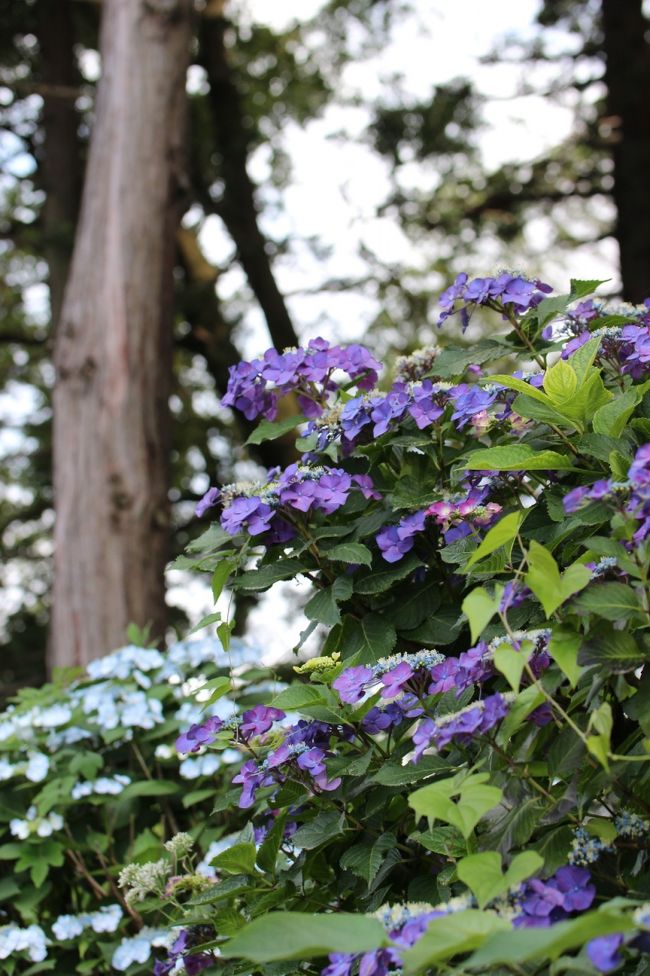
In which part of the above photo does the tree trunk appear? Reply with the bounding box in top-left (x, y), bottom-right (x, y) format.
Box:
top-left (601, 0), bottom-right (650, 302)
top-left (50, 0), bottom-right (193, 670)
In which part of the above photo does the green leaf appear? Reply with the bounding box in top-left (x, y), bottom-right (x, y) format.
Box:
top-left (592, 389), bottom-right (639, 437)
top-left (371, 755), bottom-right (450, 786)
top-left (497, 685), bottom-right (545, 742)
top-left (220, 912), bottom-right (387, 962)
top-left (402, 910), bottom-right (510, 973)
top-left (525, 542), bottom-right (591, 616)
top-left (433, 340), bottom-right (506, 378)
top-left (543, 358), bottom-right (577, 403)
top-left (354, 554), bottom-right (422, 594)
top-left (271, 684), bottom-right (331, 711)
top-left (324, 542), bottom-right (373, 567)
top-left (570, 278), bottom-right (607, 300)
top-left (256, 812), bottom-right (287, 874)
top-left (212, 842), bottom-right (258, 876)
top-left (466, 908), bottom-right (633, 969)
top-left (466, 512), bottom-right (524, 569)
top-left (572, 582), bottom-right (643, 621)
top-left (233, 559), bottom-right (306, 591)
top-left (340, 833), bottom-right (395, 884)
top-left (548, 627), bottom-right (582, 687)
top-left (186, 611), bottom-right (222, 636)
top-left (512, 394), bottom-right (578, 430)
top-left (567, 335), bottom-right (601, 384)
top-left (464, 445), bottom-right (574, 472)
top-left (246, 415), bottom-right (307, 445)
top-left (409, 774), bottom-right (502, 840)
top-left (186, 523), bottom-right (234, 553)
top-left (291, 811), bottom-right (346, 850)
top-left (457, 850), bottom-right (543, 908)
top-left (390, 580), bottom-right (442, 630)
top-left (493, 641), bottom-right (528, 692)
top-left (304, 586), bottom-right (343, 627)
top-left (486, 374), bottom-right (553, 405)
top-left (339, 613), bottom-right (397, 662)
top-left (200, 675), bottom-right (232, 707)
top-left (211, 559), bottom-right (236, 603)
top-left (120, 780), bottom-right (181, 801)
top-left (462, 586), bottom-right (501, 643)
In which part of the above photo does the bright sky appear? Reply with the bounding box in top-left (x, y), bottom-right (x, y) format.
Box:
top-left (197, 0), bottom-right (616, 370)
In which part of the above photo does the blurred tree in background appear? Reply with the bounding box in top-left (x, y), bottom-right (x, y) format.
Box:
top-left (0, 0), bottom-right (647, 688)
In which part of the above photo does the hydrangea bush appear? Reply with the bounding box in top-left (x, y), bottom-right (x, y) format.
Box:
top-left (134, 275), bottom-right (650, 976)
top-left (0, 637), bottom-right (280, 973)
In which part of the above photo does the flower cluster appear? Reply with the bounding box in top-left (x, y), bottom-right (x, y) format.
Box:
top-left (232, 717), bottom-right (344, 808)
top-left (438, 271), bottom-right (552, 329)
top-left (0, 924), bottom-right (49, 963)
top-left (411, 693), bottom-right (511, 759)
top-left (52, 905), bottom-right (123, 940)
top-left (565, 442), bottom-right (650, 541)
top-left (375, 489), bottom-right (503, 563)
top-left (196, 463), bottom-right (379, 538)
top-left (221, 338), bottom-right (381, 421)
top-left (9, 805), bottom-right (63, 839)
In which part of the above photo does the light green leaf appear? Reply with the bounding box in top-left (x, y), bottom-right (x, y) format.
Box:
top-left (464, 445), bottom-right (574, 472)
top-left (220, 912), bottom-right (387, 962)
top-left (246, 415), bottom-right (307, 445)
top-left (457, 850), bottom-right (543, 908)
top-left (484, 375), bottom-right (552, 405)
top-left (402, 910), bottom-right (510, 973)
top-left (466, 908), bottom-right (633, 969)
top-left (543, 358), bottom-right (577, 403)
top-left (466, 512), bottom-right (524, 569)
top-left (548, 627), bottom-right (582, 687)
top-left (493, 641), bottom-right (529, 692)
top-left (409, 774), bottom-right (502, 840)
top-left (201, 675), bottom-right (232, 706)
top-left (512, 394), bottom-right (579, 430)
top-left (525, 542), bottom-right (591, 616)
top-left (462, 586), bottom-right (501, 643)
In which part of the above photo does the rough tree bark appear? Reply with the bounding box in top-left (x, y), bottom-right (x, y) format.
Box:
top-left (50, 0), bottom-right (193, 669)
top-left (601, 0), bottom-right (650, 302)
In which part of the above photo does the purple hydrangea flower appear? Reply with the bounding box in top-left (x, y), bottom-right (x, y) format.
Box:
top-left (333, 665), bottom-right (373, 704)
top-left (176, 716), bottom-right (224, 754)
top-left (587, 935), bottom-right (624, 973)
top-left (629, 443), bottom-right (650, 488)
top-left (239, 705), bottom-right (286, 740)
top-left (221, 496), bottom-right (274, 536)
top-left (196, 487), bottom-right (220, 518)
top-left (232, 760), bottom-right (271, 809)
top-left (449, 384), bottom-right (499, 429)
top-left (380, 661), bottom-right (414, 698)
top-left (376, 510), bottom-right (427, 563)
